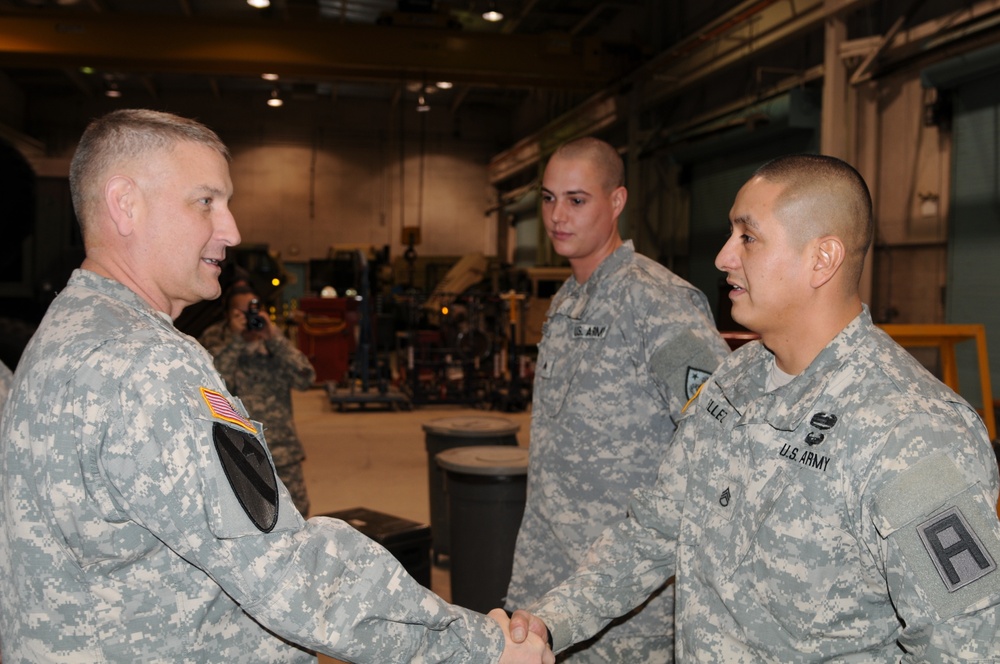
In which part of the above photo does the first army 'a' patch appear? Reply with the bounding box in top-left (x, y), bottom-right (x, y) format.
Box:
top-left (917, 506), bottom-right (996, 592)
top-left (200, 387), bottom-right (279, 532)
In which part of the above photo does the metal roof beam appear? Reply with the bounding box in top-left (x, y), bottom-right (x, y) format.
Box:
top-left (0, 11), bottom-right (622, 89)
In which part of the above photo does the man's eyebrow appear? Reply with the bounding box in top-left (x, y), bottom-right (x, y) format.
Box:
top-left (732, 214), bottom-right (759, 231)
top-left (540, 186), bottom-right (592, 197)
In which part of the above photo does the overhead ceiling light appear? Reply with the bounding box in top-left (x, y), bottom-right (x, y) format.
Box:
top-left (247, 0), bottom-right (270, 8)
top-left (104, 83), bottom-right (121, 99)
top-left (416, 94), bottom-right (430, 112)
top-left (261, 73), bottom-right (279, 81)
top-left (435, 81), bottom-right (453, 90)
top-left (267, 89), bottom-right (283, 107)
top-left (482, 2), bottom-right (503, 22)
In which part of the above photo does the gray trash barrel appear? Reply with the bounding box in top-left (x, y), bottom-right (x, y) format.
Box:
top-left (436, 445), bottom-right (528, 613)
top-left (422, 416), bottom-right (519, 564)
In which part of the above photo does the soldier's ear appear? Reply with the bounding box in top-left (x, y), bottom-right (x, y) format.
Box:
top-left (105, 175), bottom-right (137, 236)
top-left (610, 185), bottom-right (627, 218)
top-left (810, 236), bottom-right (845, 289)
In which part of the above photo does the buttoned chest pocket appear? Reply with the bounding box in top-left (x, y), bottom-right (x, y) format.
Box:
top-left (731, 464), bottom-right (870, 639)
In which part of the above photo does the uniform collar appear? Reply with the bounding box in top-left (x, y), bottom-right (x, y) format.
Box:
top-left (553, 240), bottom-right (635, 319)
top-left (716, 306), bottom-right (873, 430)
top-left (71, 268), bottom-right (177, 327)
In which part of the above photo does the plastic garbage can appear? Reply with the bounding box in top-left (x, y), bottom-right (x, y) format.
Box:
top-left (422, 416), bottom-right (519, 564)
top-left (436, 445), bottom-right (528, 613)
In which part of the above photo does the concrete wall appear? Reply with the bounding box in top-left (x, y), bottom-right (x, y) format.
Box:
top-left (4, 91), bottom-right (513, 268)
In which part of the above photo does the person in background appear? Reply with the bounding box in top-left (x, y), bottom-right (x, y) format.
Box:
top-left (510, 153), bottom-right (1000, 661)
top-left (504, 137), bottom-right (729, 662)
top-left (0, 108), bottom-right (553, 664)
top-left (200, 283), bottom-right (315, 516)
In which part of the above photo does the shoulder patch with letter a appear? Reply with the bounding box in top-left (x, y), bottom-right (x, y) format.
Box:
top-left (918, 506), bottom-right (996, 592)
top-left (212, 422), bottom-right (279, 532)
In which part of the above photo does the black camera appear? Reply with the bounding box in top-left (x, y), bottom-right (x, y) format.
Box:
top-left (246, 298), bottom-right (267, 331)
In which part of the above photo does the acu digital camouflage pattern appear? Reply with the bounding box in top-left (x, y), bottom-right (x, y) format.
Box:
top-left (0, 360), bottom-right (12, 415)
top-left (200, 318), bottom-right (316, 516)
top-left (0, 269), bottom-right (506, 663)
top-left (531, 307), bottom-right (1000, 662)
top-left (506, 241), bottom-right (730, 663)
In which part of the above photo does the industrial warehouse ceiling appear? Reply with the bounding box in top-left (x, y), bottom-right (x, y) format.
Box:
top-left (0, 0), bottom-right (690, 112)
top-left (1, 0), bottom-right (999, 132)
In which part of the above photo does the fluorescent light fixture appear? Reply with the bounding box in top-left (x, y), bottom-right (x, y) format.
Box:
top-left (482, 2), bottom-right (503, 21)
top-left (247, 0), bottom-right (270, 8)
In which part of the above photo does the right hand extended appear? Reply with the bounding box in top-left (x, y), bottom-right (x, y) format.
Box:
top-left (508, 609), bottom-right (550, 647)
top-left (488, 608), bottom-right (554, 664)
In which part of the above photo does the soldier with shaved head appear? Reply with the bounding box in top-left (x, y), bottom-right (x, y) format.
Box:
top-left (510, 154), bottom-right (1000, 660)
top-left (505, 136), bottom-right (729, 663)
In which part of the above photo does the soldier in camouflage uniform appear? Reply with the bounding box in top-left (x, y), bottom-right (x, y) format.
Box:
top-left (200, 284), bottom-right (316, 516)
top-left (511, 154), bottom-right (1000, 660)
top-left (0, 108), bottom-right (553, 663)
top-left (505, 137), bottom-right (729, 663)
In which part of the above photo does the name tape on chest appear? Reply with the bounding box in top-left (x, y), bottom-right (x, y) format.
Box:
top-left (572, 323), bottom-right (608, 339)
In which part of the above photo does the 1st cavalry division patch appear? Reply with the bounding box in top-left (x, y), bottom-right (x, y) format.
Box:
top-left (200, 387), bottom-right (279, 532)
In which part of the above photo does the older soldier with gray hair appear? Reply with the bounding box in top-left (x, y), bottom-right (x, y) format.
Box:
top-left (0, 108), bottom-right (553, 664)
top-left (504, 137), bottom-right (729, 662)
top-left (510, 154), bottom-right (1000, 660)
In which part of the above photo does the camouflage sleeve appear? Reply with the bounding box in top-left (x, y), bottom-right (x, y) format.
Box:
top-left (636, 285), bottom-right (729, 418)
top-left (530, 415), bottom-right (689, 652)
top-left (0, 360), bottom-right (13, 411)
top-left (264, 335), bottom-right (316, 391)
top-left (102, 343), bottom-right (505, 662)
top-left (865, 410), bottom-right (1000, 660)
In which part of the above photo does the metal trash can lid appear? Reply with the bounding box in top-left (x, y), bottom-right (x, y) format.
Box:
top-left (422, 416), bottom-right (521, 437)
top-left (436, 445), bottom-right (529, 476)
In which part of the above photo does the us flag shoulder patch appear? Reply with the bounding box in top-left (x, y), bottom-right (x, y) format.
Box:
top-left (200, 387), bottom-right (256, 433)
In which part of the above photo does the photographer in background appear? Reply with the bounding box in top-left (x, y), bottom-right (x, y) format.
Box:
top-left (200, 284), bottom-right (316, 516)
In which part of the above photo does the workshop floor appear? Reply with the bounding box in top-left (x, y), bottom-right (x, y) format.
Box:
top-left (292, 387), bottom-right (533, 664)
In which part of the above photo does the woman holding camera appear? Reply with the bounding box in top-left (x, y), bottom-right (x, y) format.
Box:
top-left (199, 284), bottom-right (317, 516)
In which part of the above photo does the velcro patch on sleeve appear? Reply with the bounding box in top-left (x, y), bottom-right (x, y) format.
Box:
top-left (917, 506), bottom-right (996, 592)
top-left (873, 453), bottom-right (1000, 619)
top-left (649, 330), bottom-right (720, 401)
top-left (212, 422), bottom-right (279, 533)
top-left (200, 387), bottom-right (256, 433)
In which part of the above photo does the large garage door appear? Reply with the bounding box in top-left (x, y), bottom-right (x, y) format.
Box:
top-left (945, 71), bottom-right (1000, 412)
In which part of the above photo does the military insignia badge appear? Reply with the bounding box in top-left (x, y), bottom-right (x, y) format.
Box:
top-left (918, 506), bottom-right (996, 592)
top-left (200, 387), bottom-right (278, 531)
top-left (685, 367), bottom-right (712, 400)
top-left (213, 422), bottom-right (279, 532)
top-left (200, 387), bottom-right (256, 433)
